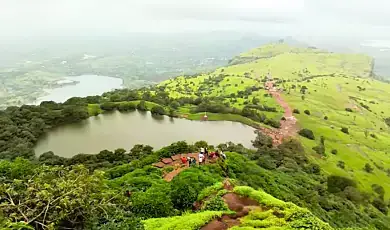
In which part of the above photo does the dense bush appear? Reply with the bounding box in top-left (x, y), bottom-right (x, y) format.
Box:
top-left (293, 109), bottom-right (300, 114)
top-left (327, 175), bottom-right (356, 193)
top-left (331, 149), bottom-right (338, 155)
top-left (304, 110), bottom-right (311, 115)
top-left (118, 102), bottom-right (137, 111)
top-left (364, 163), bottom-right (374, 173)
top-left (341, 127), bottom-right (349, 134)
top-left (151, 105), bottom-right (166, 115)
top-left (298, 129), bottom-right (315, 140)
top-left (345, 108), bottom-right (353, 112)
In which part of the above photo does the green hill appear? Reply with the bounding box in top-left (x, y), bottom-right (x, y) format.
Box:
top-left (156, 43), bottom-right (390, 199)
top-left (2, 42), bottom-right (390, 229)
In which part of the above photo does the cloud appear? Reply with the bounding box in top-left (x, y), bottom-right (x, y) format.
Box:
top-left (0, 0), bottom-right (390, 39)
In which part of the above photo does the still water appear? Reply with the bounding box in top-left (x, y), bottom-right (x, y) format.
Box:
top-left (34, 111), bottom-right (256, 157)
top-left (35, 75), bottom-right (122, 104)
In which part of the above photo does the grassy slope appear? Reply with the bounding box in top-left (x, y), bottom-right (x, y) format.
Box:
top-left (142, 185), bottom-right (332, 230)
top-left (158, 43), bottom-right (390, 199)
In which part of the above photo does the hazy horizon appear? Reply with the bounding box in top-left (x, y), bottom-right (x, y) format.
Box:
top-left (1, 0), bottom-right (390, 43)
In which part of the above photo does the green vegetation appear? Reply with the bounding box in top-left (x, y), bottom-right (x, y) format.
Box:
top-left (2, 42), bottom-right (390, 229)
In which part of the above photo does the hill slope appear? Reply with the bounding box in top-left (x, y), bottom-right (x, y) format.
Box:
top-left (157, 42), bottom-right (390, 200)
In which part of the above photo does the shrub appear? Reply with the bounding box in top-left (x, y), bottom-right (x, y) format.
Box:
top-left (304, 110), bottom-right (311, 115)
top-left (337, 161), bottom-right (345, 169)
top-left (331, 149), bottom-right (338, 155)
top-left (100, 102), bottom-right (118, 111)
top-left (345, 108), bottom-right (353, 112)
top-left (312, 145), bottom-right (325, 155)
top-left (151, 105), bottom-right (166, 115)
top-left (341, 127), bottom-right (349, 134)
top-left (131, 186), bottom-right (175, 218)
top-left (118, 103), bottom-right (136, 112)
top-left (203, 196), bottom-right (228, 211)
top-left (298, 129), bottom-right (315, 140)
top-left (327, 175), bottom-right (356, 193)
top-left (293, 109), bottom-right (300, 114)
top-left (324, 116), bottom-right (328, 120)
top-left (370, 133), bottom-right (377, 139)
top-left (372, 198), bottom-right (388, 214)
top-left (137, 101), bottom-right (147, 111)
top-left (364, 163), bottom-right (374, 173)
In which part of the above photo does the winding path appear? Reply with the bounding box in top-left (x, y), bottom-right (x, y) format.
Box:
top-left (260, 81), bottom-right (299, 145)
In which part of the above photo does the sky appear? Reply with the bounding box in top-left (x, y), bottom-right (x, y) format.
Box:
top-left (1, 0), bottom-right (390, 41)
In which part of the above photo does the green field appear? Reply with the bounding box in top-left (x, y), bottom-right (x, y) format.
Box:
top-left (157, 43), bottom-right (390, 199)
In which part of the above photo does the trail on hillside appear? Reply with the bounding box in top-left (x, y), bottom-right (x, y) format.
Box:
top-left (200, 180), bottom-right (262, 230)
top-left (261, 81), bottom-right (299, 145)
top-left (153, 153), bottom-right (221, 182)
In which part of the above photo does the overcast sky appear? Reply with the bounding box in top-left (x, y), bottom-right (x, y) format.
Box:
top-left (1, 0), bottom-right (390, 41)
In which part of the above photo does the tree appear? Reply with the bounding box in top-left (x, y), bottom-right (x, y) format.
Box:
top-left (372, 184), bottom-right (385, 200)
top-left (298, 129), bottom-right (315, 140)
top-left (131, 185), bottom-right (175, 218)
top-left (252, 130), bottom-right (273, 149)
top-left (151, 105), bottom-right (166, 115)
top-left (304, 110), bottom-right (311, 115)
top-left (364, 163), bottom-right (374, 173)
top-left (341, 127), bottom-right (349, 134)
top-left (100, 102), bottom-right (118, 111)
top-left (0, 165), bottom-right (129, 229)
top-left (327, 175), bottom-right (356, 193)
top-left (293, 109), bottom-right (300, 114)
top-left (137, 101), bottom-right (147, 111)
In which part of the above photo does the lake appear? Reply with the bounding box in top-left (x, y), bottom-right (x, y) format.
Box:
top-left (35, 75), bottom-right (123, 104)
top-left (34, 110), bottom-right (256, 157)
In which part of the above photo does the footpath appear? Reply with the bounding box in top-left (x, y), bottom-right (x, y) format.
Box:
top-left (200, 179), bottom-right (262, 230)
top-left (152, 153), bottom-right (221, 182)
top-left (261, 81), bottom-right (299, 145)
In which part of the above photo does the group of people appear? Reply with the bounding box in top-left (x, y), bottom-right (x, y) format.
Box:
top-left (180, 148), bottom-right (226, 167)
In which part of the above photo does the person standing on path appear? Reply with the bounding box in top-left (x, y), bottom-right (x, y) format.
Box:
top-left (199, 152), bottom-right (205, 165)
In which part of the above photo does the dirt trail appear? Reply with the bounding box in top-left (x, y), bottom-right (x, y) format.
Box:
top-left (153, 153), bottom-right (221, 182)
top-left (261, 81), bottom-right (299, 145)
top-left (200, 180), bottom-right (261, 230)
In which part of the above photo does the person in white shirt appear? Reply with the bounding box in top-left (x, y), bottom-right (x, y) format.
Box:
top-left (200, 147), bottom-right (205, 154)
top-left (198, 152), bottom-right (205, 165)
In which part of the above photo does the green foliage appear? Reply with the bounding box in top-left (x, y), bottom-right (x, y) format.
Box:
top-left (118, 102), bottom-right (137, 112)
top-left (293, 109), bottom-right (300, 114)
top-left (233, 186), bottom-right (333, 230)
top-left (298, 129), bottom-right (315, 140)
top-left (170, 167), bottom-right (221, 210)
top-left (345, 108), bottom-right (353, 112)
top-left (364, 163), bottom-right (374, 173)
top-left (252, 130), bottom-right (273, 149)
top-left (203, 196), bottom-right (229, 211)
top-left (341, 127), bottom-right (349, 134)
top-left (131, 185), bottom-right (176, 218)
top-left (100, 102), bottom-right (118, 111)
top-left (327, 175), bottom-right (357, 193)
top-left (151, 105), bottom-right (166, 115)
top-left (0, 165), bottom-right (129, 229)
top-left (304, 110), bottom-right (311, 115)
top-left (143, 211), bottom-right (224, 230)
top-left (197, 182), bottom-right (224, 201)
top-left (137, 100), bottom-right (147, 111)
top-left (331, 149), bottom-right (338, 155)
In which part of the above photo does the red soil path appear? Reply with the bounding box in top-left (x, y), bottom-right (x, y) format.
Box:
top-left (261, 81), bottom-right (299, 145)
top-left (153, 153), bottom-right (221, 182)
top-left (200, 180), bottom-right (262, 230)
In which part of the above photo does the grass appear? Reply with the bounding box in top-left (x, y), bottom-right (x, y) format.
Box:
top-left (157, 42), bottom-right (390, 200)
top-left (233, 186), bottom-right (333, 230)
top-left (142, 211), bottom-right (224, 230)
